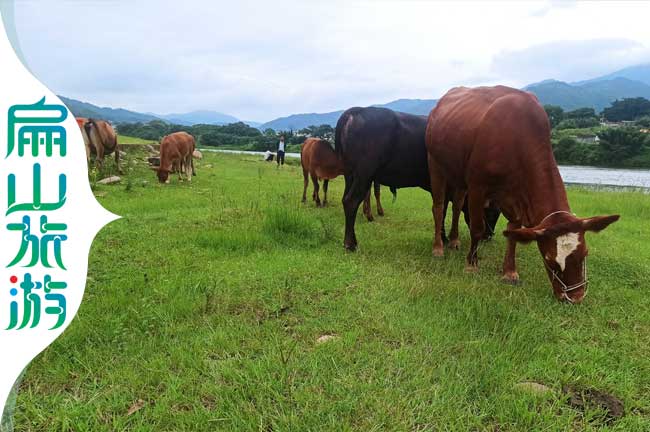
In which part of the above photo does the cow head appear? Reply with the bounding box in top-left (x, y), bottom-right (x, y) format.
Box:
top-left (156, 168), bottom-right (170, 183)
top-left (503, 213), bottom-right (619, 303)
top-left (149, 166), bottom-right (170, 183)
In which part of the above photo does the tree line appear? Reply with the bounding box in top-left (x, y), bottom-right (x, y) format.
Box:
top-left (117, 120), bottom-right (335, 152)
top-left (545, 97), bottom-right (650, 168)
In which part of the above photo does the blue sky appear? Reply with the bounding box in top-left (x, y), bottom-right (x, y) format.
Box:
top-left (11, 0), bottom-right (650, 122)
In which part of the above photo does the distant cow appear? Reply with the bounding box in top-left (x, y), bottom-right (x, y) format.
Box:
top-left (300, 137), bottom-right (383, 219)
top-left (425, 85), bottom-right (618, 303)
top-left (335, 106), bottom-right (500, 251)
top-left (76, 117), bottom-right (120, 172)
top-left (154, 132), bottom-right (196, 183)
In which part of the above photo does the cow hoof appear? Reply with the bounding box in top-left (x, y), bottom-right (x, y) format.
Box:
top-left (366, 215), bottom-right (374, 222)
top-left (449, 239), bottom-right (461, 250)
top-left (432, 247), bottom-right (444, 257)
top-left (465, 264), bottom-right (479, 273)
top-left (377, 209), bottom-right (384, 216)
top-left (301, 198), bottom-right (306, 204)
top-left (344, 243), bottom-right (357, 252)
top-left (502, 272), bottom-right (520, 285)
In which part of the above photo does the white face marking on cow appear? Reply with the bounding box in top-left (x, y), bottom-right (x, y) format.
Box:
top-left (555, 232), bottom-right (580, 271)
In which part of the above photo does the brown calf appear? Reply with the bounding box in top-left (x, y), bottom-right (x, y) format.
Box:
top-left (154, 132), bottom-right (196, 183)
top-left (300, 137), bottom-right (383, 217)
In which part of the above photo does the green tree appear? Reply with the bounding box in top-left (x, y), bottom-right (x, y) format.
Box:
top-left (597, 128), bottom-right (647, 162)
top-left (602, 97), bottom-right (650, 122)
top-left (544, 105), bottom-right (564, 129)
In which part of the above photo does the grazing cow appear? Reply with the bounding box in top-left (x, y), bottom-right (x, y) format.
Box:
top-left (154, 132), bottom-right (196, 183)
top-left (425, 86), bottom-right (619, 303)
top-left (300, 137), bottom-right (383, 218)
top-left (78, 118), bottom-right (120, 172)
top-left (335, 106), bottom-right (500, 251)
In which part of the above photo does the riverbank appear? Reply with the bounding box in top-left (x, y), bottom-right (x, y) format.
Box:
top-left (201, 148), bottom-right (650, 189)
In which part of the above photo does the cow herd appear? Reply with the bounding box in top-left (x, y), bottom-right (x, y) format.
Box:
top-left (78, 85), bottom-right (620, 304)
top-left (303, 85), bottom-right (620, 303)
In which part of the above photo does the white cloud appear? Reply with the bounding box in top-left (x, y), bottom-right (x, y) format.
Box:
top-left (11, 0), bottom-right (650, 121)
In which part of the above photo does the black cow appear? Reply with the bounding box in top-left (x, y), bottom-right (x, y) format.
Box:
top-left (335, 106), bottom-right (499, 251)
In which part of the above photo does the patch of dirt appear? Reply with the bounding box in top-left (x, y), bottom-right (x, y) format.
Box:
top-left (562, 385), bottom-right (624, 421)
top-left (316, 334), bottom-right (339, 344)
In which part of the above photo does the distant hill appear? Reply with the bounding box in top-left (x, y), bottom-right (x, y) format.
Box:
top-left (157, 110), bottom-right (240, 126)
top-left (375, 98), bottom-right (438, 115)
top-left (574, 63), bottom-right (650, 86)
top-left (260, 110), bottom-right (344, 131)
top-left (260, 98), bottom-right (438, 130)
top-left (60, 62), bottom-right (650, 129)
top-left (59, 96), bottom-right (261, 127)
top-left (525, 77), bottom-right (650, 111)
top-left (59, 96), bottom-right (161, 123)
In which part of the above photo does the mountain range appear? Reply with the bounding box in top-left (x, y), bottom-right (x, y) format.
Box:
top-left (60, 63), bottom-right (650, 130)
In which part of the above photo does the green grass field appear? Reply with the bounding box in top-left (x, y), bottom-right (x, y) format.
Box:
top-left (13, 150), bottom-right (650, 431)
top-left (117, 134), bottom-right (157, 145)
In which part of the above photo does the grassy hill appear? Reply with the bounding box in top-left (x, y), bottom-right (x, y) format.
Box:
top-left (14, 151), bottom-right (650, 430)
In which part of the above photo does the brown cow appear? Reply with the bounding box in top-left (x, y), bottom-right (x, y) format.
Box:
top-left (77, 118), bottom-right (120, 172)
top-left (425, 85), bottom-right (618, 303)
top-left (300, 137), bottom-right (383, 219)
top-left (154, 132), bottom-right (196, 183)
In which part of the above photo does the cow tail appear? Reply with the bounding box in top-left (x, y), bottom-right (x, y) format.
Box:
top-left (334, 111), bottom-right (348, 156)
top-left (390, 186), bottom-right (397, 203)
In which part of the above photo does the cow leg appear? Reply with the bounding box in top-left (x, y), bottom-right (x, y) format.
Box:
top-left (441, 197), bottom-right (449, 244)
top-left (185, 155), bottom-right (193, 182)
top-left (428, 157), bottom-right (446, 257)
top-left (95, 145), bottom-right (105, 170)
top-left (302, 169), bottom-right (309, 203)
top-left (84, 140), bottom-right (91, 164)
top-left (343, 177), bottom-right (372, 251)
top-left (115, 145), bottom-right (122, 174)
top-left (362, 189), bottom-right (374, 222)
top-left (502, 221), bottom-right (520, 284)
top-left (323, 179), bottom-right (329, 206)
top-left (191, 158), bottom-right (196, 176)
top-left (448, 188), bottom-right (466, 250)
top-left (374, 181), bottom-right (384, 216)
top-left (466, 188), bottom-right (486, 272)
top-left (311, 173), bottom-right (321, 207)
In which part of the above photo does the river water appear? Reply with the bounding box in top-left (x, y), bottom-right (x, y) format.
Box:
top-left (203, 149), bottom-right (650, 189)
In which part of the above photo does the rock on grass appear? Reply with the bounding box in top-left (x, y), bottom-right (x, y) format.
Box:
top-left (98, 176), bottom-right (121, 185)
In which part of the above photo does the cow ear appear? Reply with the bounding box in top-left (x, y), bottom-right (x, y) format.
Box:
top-left (582, 215), bottom-right (620, 233)
top-left (503, 227), bottom-right (543, 244)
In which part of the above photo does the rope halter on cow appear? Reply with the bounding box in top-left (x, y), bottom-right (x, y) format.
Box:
top-left (539, 210), bottom-right (588, 303)
top-left (543, 258), bottom-right (588, 303)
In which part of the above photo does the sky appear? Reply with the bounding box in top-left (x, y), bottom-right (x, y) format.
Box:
top-left (10, 0), bottom-right (650, 122)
